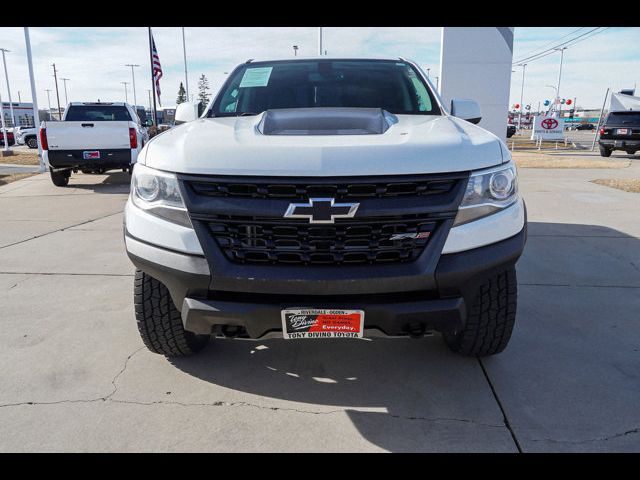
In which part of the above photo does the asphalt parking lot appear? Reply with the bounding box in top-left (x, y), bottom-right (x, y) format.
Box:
top-left (1, 157), bottom-right (639, 452)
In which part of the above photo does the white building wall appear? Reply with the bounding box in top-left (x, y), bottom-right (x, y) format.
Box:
top-left (439, 27), bottom-right (514, 141)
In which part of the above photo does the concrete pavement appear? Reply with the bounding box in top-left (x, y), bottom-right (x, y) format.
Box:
top-left (0, 162), bottom-right (639, 452)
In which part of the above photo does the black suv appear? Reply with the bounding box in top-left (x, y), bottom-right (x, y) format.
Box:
top-left (598, 111), bottom-right (640, 157)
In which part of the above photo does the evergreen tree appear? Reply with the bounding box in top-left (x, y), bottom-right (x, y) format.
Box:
top-left (176, 82), bottom-right (187, 104)
top-left (198, 74), bottom-right (210, 106)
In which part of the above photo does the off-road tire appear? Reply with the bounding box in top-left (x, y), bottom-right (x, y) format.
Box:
top-left (134, 269), bottom-right (209, 357)
top-left (599, 146), bottom-right (612, 157)
top-left (50, 170), bottom-right (70, 187)
top-left (26, 137), bottom-right (38, 149)
top-left (443, 267), bottom-right (517, 357)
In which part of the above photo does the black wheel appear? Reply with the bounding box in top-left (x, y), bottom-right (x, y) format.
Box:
top-left (50, 170), bottom-right (70, 187)
top-left (26, 137), bottom-right (38, 149)
top-left (134, 269), bottom-right (209, 357)
top-left (599, 146), bottom-right (612, 157)
top-left (443, 268), bottom-right (517, 357)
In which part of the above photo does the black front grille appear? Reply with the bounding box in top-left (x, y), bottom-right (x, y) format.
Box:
top-left (180, 173), bottom-right (467, 267)
top-left (188, 177), bottom-right (457, 200)
top-left (206, 215), bottom-right (439, 265)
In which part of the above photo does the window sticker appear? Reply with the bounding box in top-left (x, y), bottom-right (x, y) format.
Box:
top-left (239, 67), bottom-right (273, 88)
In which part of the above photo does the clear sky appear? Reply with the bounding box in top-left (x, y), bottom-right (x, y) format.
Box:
top-left (0, 27), bottom-right (635, 111)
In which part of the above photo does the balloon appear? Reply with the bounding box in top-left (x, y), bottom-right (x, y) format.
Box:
top-left (514, 103), bottom-right (520, 109)
top-left (566, 99), bottom-right (572, 105)
top-left (543, 100), bottom-right (550, 106)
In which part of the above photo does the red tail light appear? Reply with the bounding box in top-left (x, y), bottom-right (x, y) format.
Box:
top-left (599, 127), bottom-right (605, 135)
top-left (129, 128), bottom-right (137, 149)
top-left (39, 128), bottom-right (48, 150)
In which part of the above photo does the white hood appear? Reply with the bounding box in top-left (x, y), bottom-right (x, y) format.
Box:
top-left (142, 114), bottom-right (508, 176)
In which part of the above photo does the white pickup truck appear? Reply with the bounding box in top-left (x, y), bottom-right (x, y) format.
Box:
top-left (40, 102), bottom-right (149, 186)
top-left (124, 57), bottom-right (527, 359)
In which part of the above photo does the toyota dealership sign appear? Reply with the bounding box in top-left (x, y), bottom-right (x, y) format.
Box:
top-left (531, 115), bottom-right (565, 140)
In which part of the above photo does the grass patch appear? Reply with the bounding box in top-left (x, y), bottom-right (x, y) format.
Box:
top-left (513, 152), bottom-right (630, 169)
top-left (0, 150), bottom-right (41, 165)
top-left (0, 173), bottom-right (36, 186)
top-left (591, 178), bottom-right (640, 193)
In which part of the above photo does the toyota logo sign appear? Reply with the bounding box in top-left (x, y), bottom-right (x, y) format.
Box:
top-left (541, 118), bottom-right (559, 130)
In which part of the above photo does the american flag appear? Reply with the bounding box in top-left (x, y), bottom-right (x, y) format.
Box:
top-left (151, 33), bottom-right (163, 106)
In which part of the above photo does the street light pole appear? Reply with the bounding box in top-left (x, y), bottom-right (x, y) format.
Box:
top-left (125, 64), bottom-right (140, 107)
top-left (0, 48), bottom-right (15, 128)
top-left (293, 45), bottom-right (298, 57)
top-left (518, 63), bottom-right (527, 130)
top-left (181, 27), bottom-right (189, 98)
top-left (52, 63), bottom-right (62, 119)
top-left (60, 78), bottom-right (70, 105)
top-left (555, 47), bottom-right (567, 116)
top-left (121, 82), bottom-right (129, 103)
top-left (318, 27), bottom-right (323, 56)
top-left (0, 91), bottom-right (8, 153)
top-left (24, 27), bottom-right (45, 170)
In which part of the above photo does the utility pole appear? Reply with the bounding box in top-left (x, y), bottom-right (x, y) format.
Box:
top-left (24, 27), bottom-right (45, 170)
top-left (318, 27), bottom-right (323, 56)
top-left (555, 47), bottom-right (567, 116)
top-left (293, 45), bottom-right (298, 57)
top-left (52, 63), bottom-right (62, 119)
top-left (518, 63), bottom-right (527, 130)
top-left (17, 91), bottom-right (21, 102)
top-left (0, 48), bottom-right (15, 128)
top-left (426, 67), bottom-right (430, 78)
top-left (125, 64), bottom-right (139, 107)
top-left (181, 28), bottom-right (189, 98)
top-left (121, 82), bottom-right (129, 103)
top-left (60, 78), bottom-right (70, 105)
top-left (435, 76), bottom-right (439, 92)
top-left (45, 89), bottom-right (52, 120)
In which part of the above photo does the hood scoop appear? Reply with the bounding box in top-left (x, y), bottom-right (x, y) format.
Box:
top-left (258, 107), bottom-right (398, 136)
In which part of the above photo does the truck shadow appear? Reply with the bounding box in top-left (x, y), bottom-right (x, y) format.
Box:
top-left (69, 171), bottom-right (131, 194)
top-left (168, 222), bottom-right (640, 452)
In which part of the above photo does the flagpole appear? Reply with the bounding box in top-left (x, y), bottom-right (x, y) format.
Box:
top-left (148, 27), bottom-right (158, 127)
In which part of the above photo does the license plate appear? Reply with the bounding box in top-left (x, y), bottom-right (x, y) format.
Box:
top-left (281, 309), bottom-right (364, 339)
top-left (615, 140), bottom-right (624, 147)
top-left (83, 150), bottom-right (101, 160)
top-left (616, 128), bottom-right (629, 135)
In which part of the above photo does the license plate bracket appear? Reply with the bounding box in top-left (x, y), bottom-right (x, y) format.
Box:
top-left (83, 150), bottom-right (101, 160)
top-left (281, 308), bottom-right (364, 339)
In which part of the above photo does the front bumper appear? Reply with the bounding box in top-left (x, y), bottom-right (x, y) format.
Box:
top-left (125, 221), bottom-right (527, 338)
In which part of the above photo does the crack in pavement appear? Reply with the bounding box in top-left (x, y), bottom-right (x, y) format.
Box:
top-left (0, 346), bottom-right (504, 429)
top-left (524, 427), bottom-right (640, 445)
top-left (0, 211), bottom-right (123, 251)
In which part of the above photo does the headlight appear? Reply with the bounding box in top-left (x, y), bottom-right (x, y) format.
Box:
top-left (454, 161), bottom-right (518, 226)
top-left (131, 164), bottom-right (192, 228)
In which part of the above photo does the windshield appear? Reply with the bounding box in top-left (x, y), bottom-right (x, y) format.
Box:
top-left (210, 59), bottom-right (439, 117)
top-left (605, 112), bottom-right (640, 125)
top-left (65, 105), bottom-right (132, 122)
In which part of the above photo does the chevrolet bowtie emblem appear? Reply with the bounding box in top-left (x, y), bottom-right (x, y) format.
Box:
top-left (283, 198), bottom-right (359, 224)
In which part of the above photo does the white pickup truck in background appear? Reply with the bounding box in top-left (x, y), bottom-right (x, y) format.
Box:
top-left (40, 102), bottom-right (149, 186)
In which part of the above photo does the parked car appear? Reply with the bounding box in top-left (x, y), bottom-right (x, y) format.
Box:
top-left (124, 57), bottom-right (527, 359)
top-left (507, 124), bottom-right (516, 138)
top-left (598, 111), bottom-right (640, 157)
top-left (14, 126), bottom-right (38, 148)
top-left (40, 102), bottom-right (148, 186)
top-left (0, 129), bottom-right (15, 146)
top-left (574, 123), bottom-right (595, 131)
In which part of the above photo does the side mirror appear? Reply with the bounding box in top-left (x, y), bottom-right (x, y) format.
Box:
top-left (450, 99), bottom-right (482, 124)
top-left (175, 101), bottom-right (202, 125)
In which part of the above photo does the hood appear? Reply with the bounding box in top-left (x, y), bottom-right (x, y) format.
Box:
top-left (143, 113), bottom-right (507, 176)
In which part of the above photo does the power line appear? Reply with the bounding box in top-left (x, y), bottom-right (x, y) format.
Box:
top-left (513, 27), bottom-right (606, 65)
top-left (514, 27), bottom-right (586, 63)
